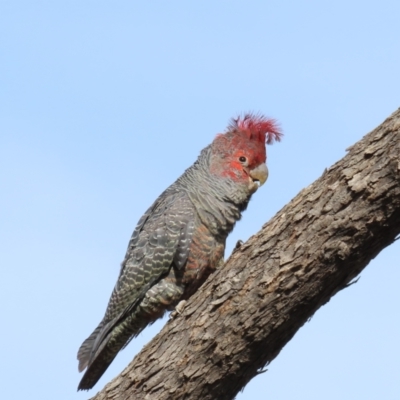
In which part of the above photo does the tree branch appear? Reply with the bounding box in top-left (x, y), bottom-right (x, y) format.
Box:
top-left (90, 109), bottom-right (400, 400)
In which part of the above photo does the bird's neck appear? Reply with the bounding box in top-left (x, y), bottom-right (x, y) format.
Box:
top-left (177, 146), bottom-right (252, 238)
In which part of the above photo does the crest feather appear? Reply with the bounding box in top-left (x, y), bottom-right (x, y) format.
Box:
top-left (228, 113), bottom-right (282, 144)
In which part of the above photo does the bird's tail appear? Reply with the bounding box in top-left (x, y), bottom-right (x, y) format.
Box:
top-left (77, 335), bottom-right (120, 391)
top-left (77, 322), bottom-right (103, 373)
top-left (77, 320), bottom-right (121, 390)
top-left (77, 321), bottom-right (115, 391)
top-left (77, 314), bottom-right (146, 391)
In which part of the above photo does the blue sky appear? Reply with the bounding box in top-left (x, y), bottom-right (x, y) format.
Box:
top-left (1, 1), bottom-right (399, 399)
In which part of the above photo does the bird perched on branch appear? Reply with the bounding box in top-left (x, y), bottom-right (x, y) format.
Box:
top-left (77, 114), bottom-right (282, 390)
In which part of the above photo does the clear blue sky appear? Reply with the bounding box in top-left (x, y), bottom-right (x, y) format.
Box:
top-left (1, 2), bottom-right (399, 399)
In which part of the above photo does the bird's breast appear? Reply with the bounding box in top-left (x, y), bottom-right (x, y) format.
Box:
top-left (180, 223), bottom-right (224, 299)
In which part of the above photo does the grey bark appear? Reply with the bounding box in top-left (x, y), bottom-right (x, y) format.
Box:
top-left (90, 109), bottom-right (400, 400)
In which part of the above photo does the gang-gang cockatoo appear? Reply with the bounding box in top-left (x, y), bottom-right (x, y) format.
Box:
top-left (77, 114), bottom-right (282, 390)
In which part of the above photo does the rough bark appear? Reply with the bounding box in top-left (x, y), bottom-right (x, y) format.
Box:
top-left (90, 109), bottom-right (400, 400)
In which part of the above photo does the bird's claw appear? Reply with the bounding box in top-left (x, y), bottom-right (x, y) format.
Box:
top-left (234, 240), bottom-right (244, 251)
top-left (169, 300), bottom-right (187, 319)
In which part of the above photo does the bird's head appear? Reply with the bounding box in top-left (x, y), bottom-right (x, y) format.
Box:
top-left (210, 113), bottom-right (282, 194)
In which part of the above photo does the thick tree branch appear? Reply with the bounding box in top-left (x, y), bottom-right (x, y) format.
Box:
top-left (90, 109), bottom-right (400, 400)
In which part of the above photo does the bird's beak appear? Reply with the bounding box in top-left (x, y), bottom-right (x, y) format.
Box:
top-left (249, 163), bottom-right (269, 188)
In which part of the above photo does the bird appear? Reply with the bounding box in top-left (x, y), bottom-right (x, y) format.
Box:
top-left (77, 113), bottom-right (282, 390)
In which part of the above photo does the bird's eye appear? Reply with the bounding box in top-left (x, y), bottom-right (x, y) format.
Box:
top-left (239, 156), bottom-right (247, 163)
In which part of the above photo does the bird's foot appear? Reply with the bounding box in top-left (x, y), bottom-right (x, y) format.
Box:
top-left (234, 240), bottom-right (244, 251)
top-left (169, 300), bottom-right (187, 319)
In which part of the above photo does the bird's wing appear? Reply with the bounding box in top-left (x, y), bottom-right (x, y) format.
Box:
top-left (78, 189), bottom-right (195, 372)
top-left (106, 189), bottom-right (195, 320)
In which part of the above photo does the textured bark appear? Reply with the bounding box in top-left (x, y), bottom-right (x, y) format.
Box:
top-left (90, 109), bottom-right (400, 400)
